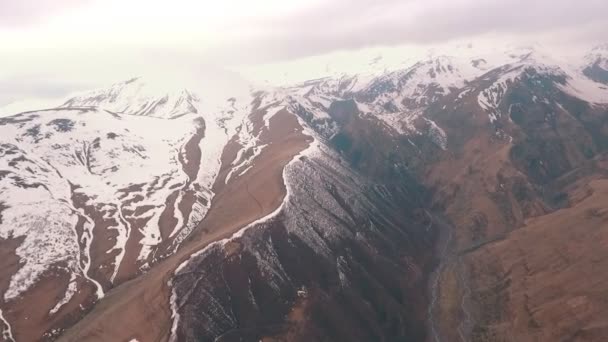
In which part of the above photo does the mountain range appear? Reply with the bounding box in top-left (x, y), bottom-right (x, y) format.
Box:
top-left (1, 43), bottom-right (608, 342)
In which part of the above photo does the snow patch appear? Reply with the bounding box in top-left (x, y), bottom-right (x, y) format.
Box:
top-left (49, 273), bottom-right (78, 315)
top-left (0, 308), bottom-right (14, 342)
top-left (560, 72), bottom-right (608, 104)
top-left (424, 118), bottom-right (448, 150)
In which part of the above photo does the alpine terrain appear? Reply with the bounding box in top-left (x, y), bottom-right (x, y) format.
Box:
top-left (1, 43), bottom-right (608, 342)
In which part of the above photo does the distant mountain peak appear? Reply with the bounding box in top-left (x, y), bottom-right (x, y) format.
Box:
top-left (61, 77), bottom-right (200, 119)
top-left (591, 43), bottom-right (608, 52)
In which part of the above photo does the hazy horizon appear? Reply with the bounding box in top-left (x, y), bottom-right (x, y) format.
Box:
top-left (1, 0), bottom-right (606, 109)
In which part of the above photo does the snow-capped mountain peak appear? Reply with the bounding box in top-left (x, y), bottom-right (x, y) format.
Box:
top-left (61, 77), bottom-right (200, 119)
top-left (583, 44), bottom-right (608, 84)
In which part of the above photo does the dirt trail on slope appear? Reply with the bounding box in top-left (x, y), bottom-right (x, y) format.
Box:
top-left (58, 109), bottom-right (311, 342)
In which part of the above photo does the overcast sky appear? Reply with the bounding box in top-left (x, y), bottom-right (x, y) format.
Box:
top-left (1, 0), bottom-right (607, 107)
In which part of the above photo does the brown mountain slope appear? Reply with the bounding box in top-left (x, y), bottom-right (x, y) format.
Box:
top-left (467, 176), bottom-right (608, 342)
top-left (57, 109), bottom-right (311, 342)
top-left (424, 70), bottom-right (608, 341)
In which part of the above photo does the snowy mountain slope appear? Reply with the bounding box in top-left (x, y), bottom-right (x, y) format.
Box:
top-left (0, 108), bottom-right (198, 298)
top-left (474, 50), bottom-right (608, 125)
top-left (0, 98), bottom-right (66, 118)
top-left (268, 45), bottom-right (608, 142)
top-left (583, 44), bottom-right (608, 85)
top-left (0, 77), bottom-right (268, 340)
top-left (61, 78), bottom-right (200, 119)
